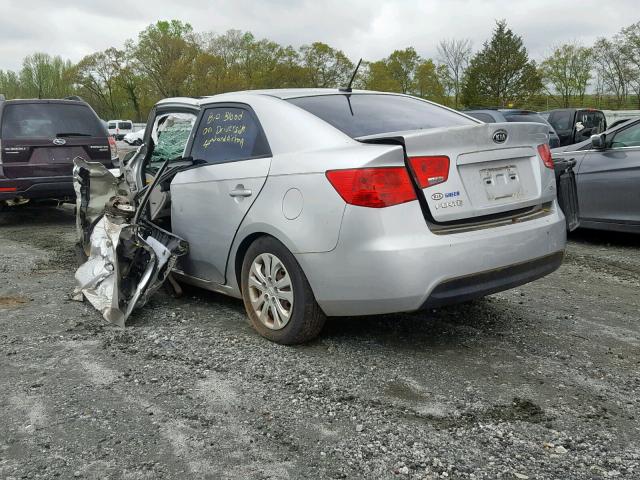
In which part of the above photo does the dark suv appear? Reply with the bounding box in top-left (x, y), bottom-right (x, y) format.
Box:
top-left (542, 108), bottom-right (607, 147)
top-left (0, 97), bottom-right (118, 207)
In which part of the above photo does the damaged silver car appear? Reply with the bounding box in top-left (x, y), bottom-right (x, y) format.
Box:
top-left (74, 90), bottom-right (569, 344)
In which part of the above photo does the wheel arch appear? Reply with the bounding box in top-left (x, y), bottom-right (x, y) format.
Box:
top-left (230, 223), bottom-right (297, 293)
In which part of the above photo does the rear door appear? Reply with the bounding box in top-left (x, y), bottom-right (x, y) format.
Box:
top-left (0, 102), bottom-right (110, 179)
top-left (577, 121), bottom-right (640, 225)
top-left (171, 103), bottom-right (272, 284)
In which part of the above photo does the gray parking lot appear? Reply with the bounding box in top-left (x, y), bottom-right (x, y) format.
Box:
top-left (1, 205), bottom-right (639, 479)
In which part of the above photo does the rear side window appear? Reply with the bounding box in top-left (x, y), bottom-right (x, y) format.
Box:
top-left (548, 111), bottom-right (573, 131)
top-left (118, 121), bottom-right (132, 130)
top-left (108, 122), bottom-right (116, 129)
top-left (1, 103), bottom-right (106, 139)
top-left (287, 94), bottom-right (474, 138)
top-left (190, 106), bottom-right (270, 164)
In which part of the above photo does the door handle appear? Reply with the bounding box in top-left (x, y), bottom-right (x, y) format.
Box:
top-left (229, 186), bottom-right (252, 198)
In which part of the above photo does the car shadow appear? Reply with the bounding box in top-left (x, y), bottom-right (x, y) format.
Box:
top-left (569, 227), bottom-right (638, 248)
top-left (0, 204), bottom-right (75, 227)
top-left (320, 297), bottom-right (514, 350)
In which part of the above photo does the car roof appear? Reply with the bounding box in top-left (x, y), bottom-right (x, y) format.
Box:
top-left (3, 98), bottom-right (88, 106)
top-left (156, 89), bottom-right (411, 108)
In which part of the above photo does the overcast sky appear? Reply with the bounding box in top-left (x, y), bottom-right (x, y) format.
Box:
top-left (0, 0), bottom-right (637, 71)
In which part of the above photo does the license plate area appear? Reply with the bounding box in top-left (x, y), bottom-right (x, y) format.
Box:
top-left (480, 165), bottom-right (522, 201)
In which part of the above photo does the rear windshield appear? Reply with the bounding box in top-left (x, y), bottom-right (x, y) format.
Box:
top-left (466, 112), bottom-right (496, 123)
top-left (1, 103), bottom-right (106, 140)
top-left (118, 121), bottom-right (132, 129)
top-left (287, 94), bottom-right (475, 138)
top-left (503, 113), bottom-right (549, 125)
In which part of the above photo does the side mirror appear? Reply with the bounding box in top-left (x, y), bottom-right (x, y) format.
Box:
top-left (591, 134), bottom-right (605, 150)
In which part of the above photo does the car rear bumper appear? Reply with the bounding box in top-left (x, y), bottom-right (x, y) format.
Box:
top-left (0, 176), bottom-right (75, 201)
top-left (296, 199), bottom-right (567, 317)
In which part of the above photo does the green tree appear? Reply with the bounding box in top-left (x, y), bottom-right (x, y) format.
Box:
top-left (299, 42), bottom-right (353, 88)
top-left (0, 70), bottom-right (21, 98)
top-left (386, 47), bottom-right (420, 94)
top-left (462, 20), bottom-right (542, 107)
top-left (415, 60), bottom-right (445, 102)
top-left (364, 60), bottom-right (401, 92)
top-left (19, 53), bottom-right (74, 99)
top-left (74, 48), bottom-right (123, 118)
top-left (135, 20), bottom-right (199, 97)
top-left (540, 44), bottom-right (592, 107)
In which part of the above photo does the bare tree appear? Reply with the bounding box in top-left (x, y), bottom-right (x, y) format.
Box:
top-left (621, 22), bottom-right (640, 108)
top-left (437, 38), bottom-right (472, 108)
top-left (593, 38), bottom-right (631, 108)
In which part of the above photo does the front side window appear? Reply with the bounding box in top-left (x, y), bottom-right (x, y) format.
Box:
top-left (190, 106), bottom-right (270, 164)
top-left (287, 94), bottom-right (474, 138)
top-left (118, 121), bottom-right (133, 130)
top-left (1, 103), bottom-right (105, 139)
top-left (149, 112), bottom-right (197, 165)
top-left (610, 123), bottom-right (640, 149)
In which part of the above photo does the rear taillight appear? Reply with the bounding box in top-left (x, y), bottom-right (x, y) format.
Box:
top-left (108, 136), bottom-right (118, 160)
top-left (537, 144), bottom-right (554, 169)
top-left (325, 167), bottom-right (417, 208)
top-left (408, 156), bottom-right (450, 188)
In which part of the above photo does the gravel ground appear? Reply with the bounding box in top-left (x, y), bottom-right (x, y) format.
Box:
top-left (0, 205), bottom-right (639, 480)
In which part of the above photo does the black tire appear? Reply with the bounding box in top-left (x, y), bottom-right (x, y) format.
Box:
top-left (241, 236), bottom-right (326, 345)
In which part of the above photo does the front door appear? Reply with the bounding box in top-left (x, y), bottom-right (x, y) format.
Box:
top-left (578, 121), bottom-right (640, 225)
top-left (170, 104), bottom-right (272, 284)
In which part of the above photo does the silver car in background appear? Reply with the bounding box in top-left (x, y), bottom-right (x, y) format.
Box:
top-left (74, 89), bottom-right (567, 344)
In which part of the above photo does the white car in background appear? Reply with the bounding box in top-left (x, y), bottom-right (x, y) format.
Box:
top-left (107, 120), bottom-right (133, 140)
top-left (123, 128), bottom-right (145, 146)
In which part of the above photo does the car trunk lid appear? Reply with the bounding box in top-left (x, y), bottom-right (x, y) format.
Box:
top-left (360, 122), bottom-right (556, 223)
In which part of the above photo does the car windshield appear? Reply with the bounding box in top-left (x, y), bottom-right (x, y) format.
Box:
top-left (287, 94), bottom-right (475, 138)
top-left (1, 103), bottom-right (105, 139)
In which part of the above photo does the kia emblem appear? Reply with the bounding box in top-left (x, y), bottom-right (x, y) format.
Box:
top-left (431, 192), bottom-right (444, 201)
top-left (492, 129), bottom-right (508, 144)
top-left (53, 138), bottom-right (66, 146)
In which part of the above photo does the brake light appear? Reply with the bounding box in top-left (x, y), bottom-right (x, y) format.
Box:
top-left (408, 156), bottom-right (450, 188)
top-left (537, 144), bottom-right (554, 169)
top-left (108, 136), bottom-right (119, 160)
top-left (0, 187), bottom-right (17, 192)
top-left (325, 167), bottom-right (417, 208)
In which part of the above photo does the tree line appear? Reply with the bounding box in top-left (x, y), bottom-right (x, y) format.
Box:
top-left (1, 19), bottom-right (639, 121)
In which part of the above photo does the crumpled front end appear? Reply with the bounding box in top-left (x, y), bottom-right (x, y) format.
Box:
top-left (73, 156), bottom-right (189, 327)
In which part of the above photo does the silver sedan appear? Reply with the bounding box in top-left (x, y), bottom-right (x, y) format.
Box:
top-left (74, 89), bottom-right (567, 344)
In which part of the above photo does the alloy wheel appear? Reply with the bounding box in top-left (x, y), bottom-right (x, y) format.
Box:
top-left (247, 253), bottom-right (294, 330)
